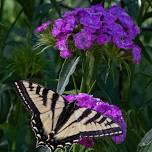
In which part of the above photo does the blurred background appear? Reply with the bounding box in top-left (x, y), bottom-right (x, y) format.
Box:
top-left (0, 0), bottom-right (152, 152)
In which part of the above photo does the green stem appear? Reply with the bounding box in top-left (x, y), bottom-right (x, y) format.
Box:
top-left (72, 75), bottom-right (78, 94)
top-left (88, 80), bottom-right (96, 94)
top-left (80, 52), bottom-right (97, 93)
top-left (80, 75), bottom-right (84, 93)
top-left (80, 55), bottom-right (86, 92)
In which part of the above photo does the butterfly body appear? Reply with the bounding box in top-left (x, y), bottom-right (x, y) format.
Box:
top-left (14, 80), bottom-right (122, 151)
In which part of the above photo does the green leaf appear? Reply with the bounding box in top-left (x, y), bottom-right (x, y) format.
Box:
top-left (136, 38), bottom-right (152, 64)
top-left (34, 31), bottom-right (55, 54)
top-left (72, 144), bottom-right (85, 152)
top-left (16, 0), bottom-right (35, 22)
top-left (35, 3), bottom-right (52, 20)
top-left (141, 11), bottom-right (152, 23)
top-left (55, 148), bottom-right (64, 152)
top-left (91, 0), bottom-right (104, 5)
top-left (57, 57), bottom-right (80, 95)
top-left (0, 9), bottom-right (23, 52)
top-left (50, 0), bottom-right (61, 17)
top-left (137, 128), bottom-right (152, 150)
top-left (11, 45), bottom-right (45, 79)
top-left (36, 147), bottom-right (52, 152)
top-left (0, 84), bottom-right (11, 124)
top-left (147, 143), bottom-right (152, 152)
top-left (64, 90), bottom-right (80, 94)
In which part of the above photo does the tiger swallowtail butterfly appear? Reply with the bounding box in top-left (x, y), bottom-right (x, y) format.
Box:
top-left (14, 80), bottom-right (122, 151)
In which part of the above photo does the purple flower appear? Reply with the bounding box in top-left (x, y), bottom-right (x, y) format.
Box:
top-left (56, 35), bottom-right (69, 51)
top-left (64, 94), bottom-right (76, 103)
top-left (108, 23), bottom-right (125, 36)
top-left (73, 7), bottom-right (84, 18)
top-left (52, 19), bottom-right (64, 37)
top-left (76, 93), bottom-right (96, 109)
top-left (56, 35), bottom-right (72, 58)
top-left (73, 30), bottom-right (93, 50)
top-left (96, 34), bottom-right (111, 45)
top-left (104, 105), bottom-right (122, 120)
top-left (79, 137), bottom-right (94, 148)
top-left (103, 12), bottom-right (116, 25)
top-left (35, 21), bottom-right (51, 33)
top-left (128, 24), bottom-right (140, 38)
top-left (79, 11), bottom-right (101, 29)
top-left (112, 119), bottom-right (127, 144)
top-left (83, 26), bottom-right (97, 33)
top-left (94, 101), bottom-right (111, 113)
top-left (108, 5), bottom-right (140, 39)
top-left (91, 4), bottom-right (105, 14)
top-left (119, 15), bottom-right (134, 28)
top-left (50, 4), bottom-right (140, 62)
top-left (62, 15), bottom-right (76, 33)
top-left (113, 35), bottom-right (133, 49)
top-left (56, 38), bottom-right (67, 51)
top-left (52, 15), bottom-right (76, 38)
top-left (131, 45), bottom-right (141, 64)
top-left (118, 15), bottom-right (140, 38)
top-left (59, 50), bottom-right (72, 59)
top-left (63, 10), bottom-right (76, 18)
top-left (108, 5), bottom-right (126, 18)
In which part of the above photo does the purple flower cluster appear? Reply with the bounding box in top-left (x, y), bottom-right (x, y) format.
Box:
top-left (35, 21), bottom-right (51, 33)
top-left (79, 137), bottom-right (94, 148)
top-left (64, 93), bottom-right (126, 147)
top-left (51, 4), bottom-right (141, 63)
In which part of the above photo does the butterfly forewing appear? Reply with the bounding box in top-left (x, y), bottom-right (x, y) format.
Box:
top-left (14, 81), bottom-right (66, 140)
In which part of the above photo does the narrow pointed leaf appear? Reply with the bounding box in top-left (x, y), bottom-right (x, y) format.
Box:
top-left (137, 129), bottom-right (152, 152)
top-left (57, 57), bottom-right (80, 95)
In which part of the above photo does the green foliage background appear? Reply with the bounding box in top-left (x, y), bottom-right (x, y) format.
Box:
top-left (0, 0), bottom-right (152, 152)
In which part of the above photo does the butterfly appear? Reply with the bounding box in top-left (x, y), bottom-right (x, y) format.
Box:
top-left (14, 80), bottom-right (122, 151)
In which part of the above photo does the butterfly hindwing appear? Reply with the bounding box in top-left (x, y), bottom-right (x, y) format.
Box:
top-left (54, 107), bottom-right (122, 142)
top-left (76, 108), bottom-right (122, 137)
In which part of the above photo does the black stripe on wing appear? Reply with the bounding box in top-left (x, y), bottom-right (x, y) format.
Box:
top-left (84, 113), bottom-right (101, 124)
top-left (77, 109), bottom-right (92, 122)
top-left (42, 88), bottom-right (49, 106)
top-left (29, 82), bottom-right (34, 91)
top-left (98, 117), bottom-right (107, 124)
top-left (105, 120), bottom-right (115, 126)
top-left (36, 85), bottom-right (41, 94)
top-left (54, 102), bottom-right (77, 133)
top-left (51, 93), bottom-right (59, 129)
top-left (14, 80), bottom-right (40, 114)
